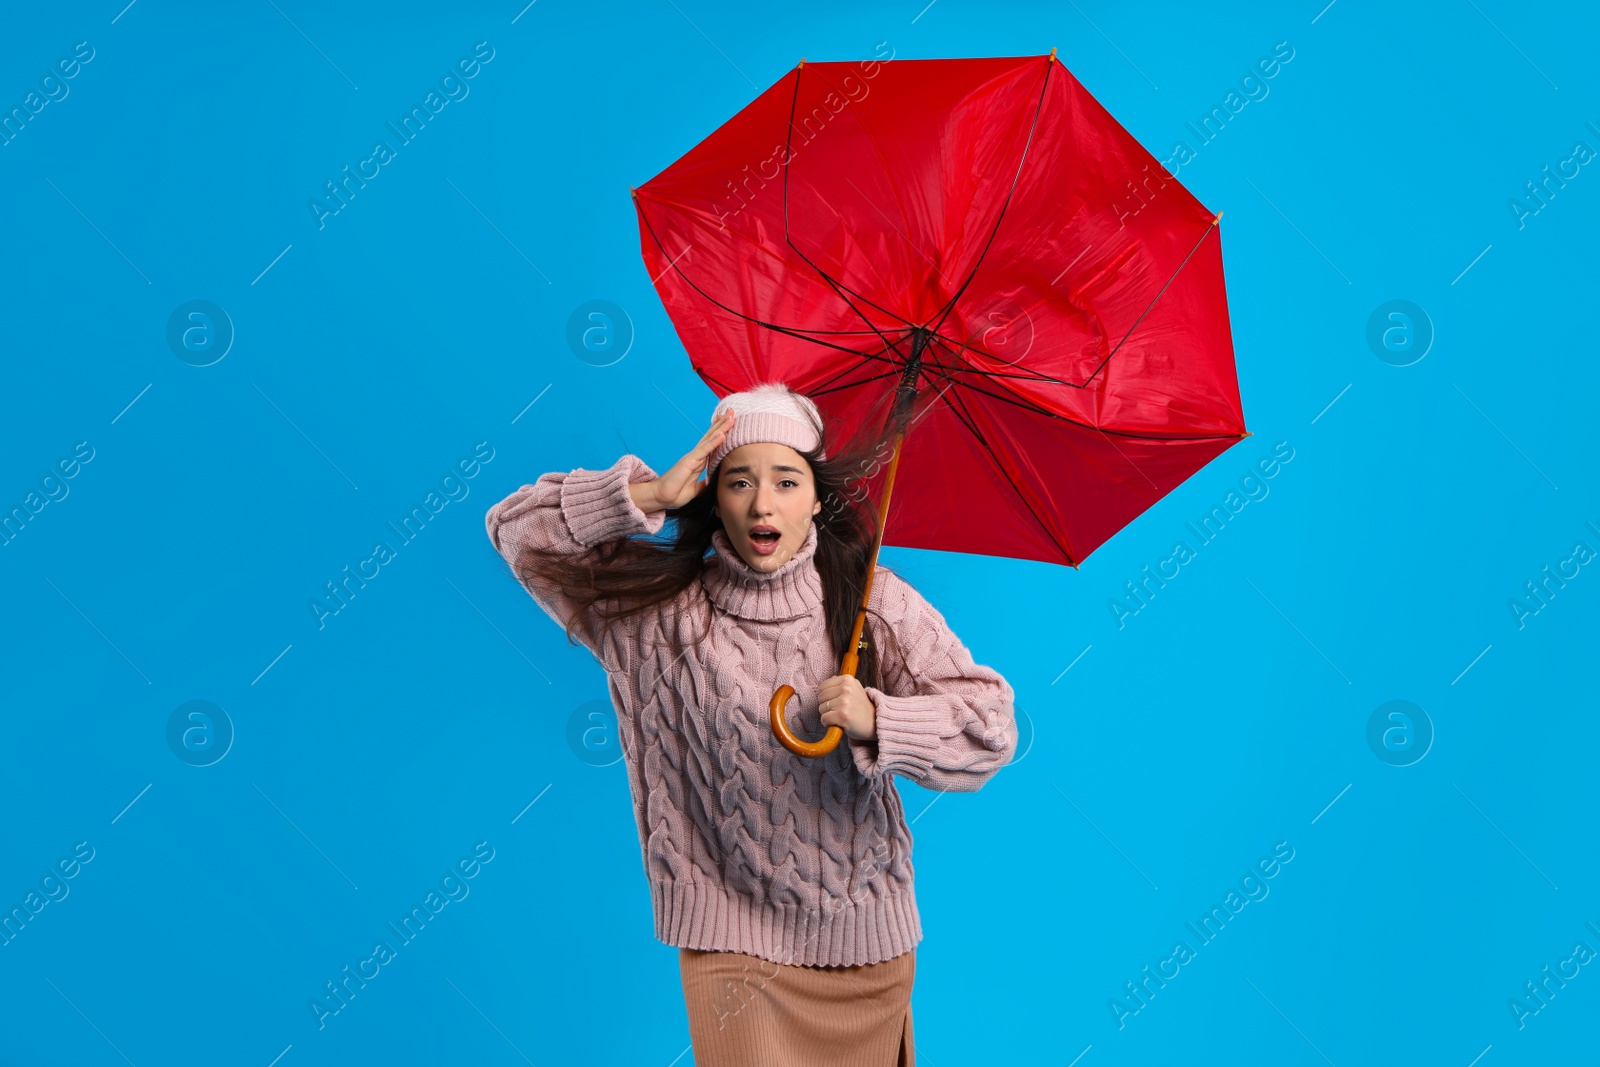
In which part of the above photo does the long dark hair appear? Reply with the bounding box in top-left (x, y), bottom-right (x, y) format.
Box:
top-left (507, 419), bottom-right (903, 692)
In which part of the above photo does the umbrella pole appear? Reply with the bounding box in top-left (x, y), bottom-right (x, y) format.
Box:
top-left (771, 332), bottom-right (928, 758)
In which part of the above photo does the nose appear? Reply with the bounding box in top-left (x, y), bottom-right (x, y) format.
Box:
top-left (749, 481), bottom-right (777, 516)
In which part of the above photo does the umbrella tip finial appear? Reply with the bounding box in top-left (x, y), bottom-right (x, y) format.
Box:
top-left (629, 185), bottom-right (637, 199)
top-left (1214, 210), bottom-right (1224, 224)
top-left (798, 56), bottom-right (805, 68)
top-left (1049, 46), bottom-right (1057, 60)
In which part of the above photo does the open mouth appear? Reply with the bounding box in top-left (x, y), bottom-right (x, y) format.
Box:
top-left (748, 526), bottom-right (781, 555)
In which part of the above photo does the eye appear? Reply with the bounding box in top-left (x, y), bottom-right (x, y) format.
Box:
top-left (780, 479), bottom-right (798, 488)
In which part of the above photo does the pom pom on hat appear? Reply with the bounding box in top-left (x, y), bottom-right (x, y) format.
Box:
top-left (704, 382), bottom-right (824, 477)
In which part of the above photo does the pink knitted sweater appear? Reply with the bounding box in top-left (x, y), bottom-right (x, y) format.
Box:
top-left (484, 453), bottom-right (1017, 968)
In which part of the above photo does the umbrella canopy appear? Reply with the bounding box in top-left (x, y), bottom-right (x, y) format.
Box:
top-left (632, 51), bottom-right (1248, 569)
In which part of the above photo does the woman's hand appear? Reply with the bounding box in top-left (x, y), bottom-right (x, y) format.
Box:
top-left (818, 674), bottom-right (877, 741)
top-left (630, 409), bottom-right (735, 512)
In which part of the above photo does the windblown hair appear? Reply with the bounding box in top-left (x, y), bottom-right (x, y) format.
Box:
top-left (507, 417), bottom-right (904, 691)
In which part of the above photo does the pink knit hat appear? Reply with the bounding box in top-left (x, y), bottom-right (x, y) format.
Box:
top-left (704, 382), bottom-right (825, 477)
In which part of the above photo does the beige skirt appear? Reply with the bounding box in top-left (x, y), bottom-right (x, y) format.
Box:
top-left (679, 946), bottom-right (915, 1066)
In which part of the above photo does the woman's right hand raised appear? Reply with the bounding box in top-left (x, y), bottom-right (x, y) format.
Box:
top-left (632, 409), bottom-right (735, 512)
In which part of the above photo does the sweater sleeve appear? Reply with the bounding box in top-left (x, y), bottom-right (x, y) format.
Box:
top-left (483, 453), bottom-right (668, 660)
top-left (846, 569), bottom-right (1018, 792)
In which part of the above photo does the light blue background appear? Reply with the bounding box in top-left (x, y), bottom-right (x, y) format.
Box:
top-left (2, 1), bottom-right (1596, 1064)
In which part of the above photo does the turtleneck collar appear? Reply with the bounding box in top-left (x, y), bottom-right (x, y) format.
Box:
top-left (701, 521), bottom-right (825, 622)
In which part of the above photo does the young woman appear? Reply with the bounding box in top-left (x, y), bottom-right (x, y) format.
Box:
top-left (484, 382), bottom-right (1017, 1065)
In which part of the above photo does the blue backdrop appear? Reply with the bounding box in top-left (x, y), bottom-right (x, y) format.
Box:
top-left (3, 1), bottom-right (1596, 1064)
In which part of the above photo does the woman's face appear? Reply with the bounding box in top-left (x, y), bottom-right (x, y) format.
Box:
top-left (715, 442), bottom-right (822, 573)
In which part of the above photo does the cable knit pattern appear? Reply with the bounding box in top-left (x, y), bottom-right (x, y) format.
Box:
top-left (485, 453), bottom-right (1018, 967)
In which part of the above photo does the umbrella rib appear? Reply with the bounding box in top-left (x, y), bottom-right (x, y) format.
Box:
top-left (926, 337), bottom-right (1240, 442)
top-left (807, 364), bottom-right (908, 398)
top-left (1080, 217), bottom-right (1222, 382)
top-left (779, 193), bottom-right (915, 340)
top-left (927, 376), bottom-right (1079, 566)
top-left (921, 204), bottom-right (1221, 392)
top-left (921, 338), bottom-right (1087, 389)
top-left (695, 362), bottom-right (737, 395)
top-left (925, 56), bottom-right (1056, 339)
top-left (638, 187), bottom-right (906, 338)
top-left (802, 343), bottom-right (897, 394)
top-left (928, 206), bottom-right (1225, 391)
top-left (926, 346), bottom-right (1163, 495)
top-left (635, 201), bottom-right (898, 351)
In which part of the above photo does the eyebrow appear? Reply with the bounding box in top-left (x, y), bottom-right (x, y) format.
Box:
top-left (722, 464), bottom-right (807, 477)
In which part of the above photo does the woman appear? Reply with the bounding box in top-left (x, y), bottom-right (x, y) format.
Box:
top-left (484, 382), bottom-right (1017, 1065)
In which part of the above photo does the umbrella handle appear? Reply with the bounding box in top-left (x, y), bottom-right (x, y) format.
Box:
top-left (770, 635), bottom-right (859, 758)
top-left (769, 615), bottom-right (870, 757)
top-left (770, 685), bottom-right (844, 757)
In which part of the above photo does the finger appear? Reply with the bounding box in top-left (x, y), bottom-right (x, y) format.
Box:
top-left (691, 412), bottom-right (732, 455)
top-left (688, 433), bottom-right (719, 462)
top-left (704, 416), bottom-right (731, 447)
top-left (688, 434), bottom-right (727, 468)
top-left (702, 410), bottom-right (734, 443)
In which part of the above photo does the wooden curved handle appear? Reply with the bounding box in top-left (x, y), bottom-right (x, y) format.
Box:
top-left (770, 684), bottom-right (844, 757)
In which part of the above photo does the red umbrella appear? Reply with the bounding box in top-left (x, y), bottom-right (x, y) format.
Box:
top-left (632, 50), bottom-right (1249, 756)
